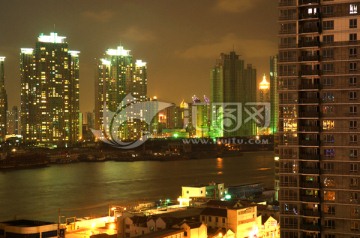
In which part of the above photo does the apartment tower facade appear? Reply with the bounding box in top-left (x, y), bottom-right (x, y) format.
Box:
top-left (94, 46), bottom-right (148, 141)
top-left (278, 0), bottom-right (360, 237)
top-left (20, 32), bottom-right (80, 147)
top-left (210, 51), bottom-right (257, 137)
top-left (0, 57), bottom-right (7, 141)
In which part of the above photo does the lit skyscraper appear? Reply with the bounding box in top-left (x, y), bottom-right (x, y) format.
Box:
top-left (7, 106), bottom-right (20, 135)
top-left (20, 32), bottom-right (80, 147)
top-left (0, 57), bottom-right (7, 141)
top-left (270, 56), bottom-right (279, 135)
top-left (94, 46), bottom-right (148, 141)
top-left (278, 0), bottom-right (360, 236)
top-left (258, 74), bottom-right (270, 135)
top-left (210, 51), bottom-right (257, 137)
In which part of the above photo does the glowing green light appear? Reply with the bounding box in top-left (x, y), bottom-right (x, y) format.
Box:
top-left (225, 194), bottom-right (231, 200)
top-left (173, 133), bottom-right (179, 138)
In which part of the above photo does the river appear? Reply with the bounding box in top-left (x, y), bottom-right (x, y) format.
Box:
top-left (0, 151), bottom-right (274, 222)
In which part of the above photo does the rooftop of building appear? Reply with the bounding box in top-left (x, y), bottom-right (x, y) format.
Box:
top-left (136, 228), bottom-right (183, 238)
top-left (206, 199), bottom-right (254, 210)
top-left (182, 182), bottom-right (224, 188)
top-left (0, 219), bottom-right (54, 227)
top-left (128, 216), bottom-right (149, 226)
top-left (156, 207), bottom-right (203, 220)
top-left (178, 221), bottom-right (203, 229)
top-left (201, 207), bottom-right (227, 217)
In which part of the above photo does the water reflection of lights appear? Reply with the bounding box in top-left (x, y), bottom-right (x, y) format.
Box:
top-left (217, 157), bottom-right (223, 169)
top-left (217, 158), bottom-right (223, 174)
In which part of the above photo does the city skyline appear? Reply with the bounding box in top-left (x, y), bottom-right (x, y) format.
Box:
top-left (0, 0), bottom-right (278, 112)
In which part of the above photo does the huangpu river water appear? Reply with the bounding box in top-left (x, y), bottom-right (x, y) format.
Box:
top-left (0, 151), bottom-right (274, 222)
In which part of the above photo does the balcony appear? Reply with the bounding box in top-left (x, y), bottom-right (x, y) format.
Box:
top-left (300, 181), bottom-right (320, 189)
top-left (280, 181), bottom-right (298, 187)
top-left (299, 13), bottom-right (321, 20)
top-left (300, 223), bottom-right (320, 231)
top-left (279, 29), bottom-right (297, 34)
top-left (300, 55), bottom-right (320, 62)
top-left (299, 111), bottom-right (319, 118)
top-left (279, 43), bottom-right (297, 49)
top-left (279, 56), bottom-right (298, 63)
top-left (298, 41), bottom-right (320, 48)
top-left (279, 195), bottom-right (298, 201)
top-left (279, 0), bottom-right (296, 7)
top-left (299, 154), bottom-right (320, 160)
top-left (299, 98), bottom-right (319, 104)
top-left (299, 140), bottom-right (319, 146)
top-left (298, 126), bottom-right (320, 132)
top-left (299, 167), bottom-right (320, 174)
top-left (299, 70), bottom-right (321, 76)
top-left (299, 0), bottom-right (320, 5)
top-left (300, 195), bottom-right (320, 202)
top-left (299, 84), bottom-right (320, 90)
top-left (299, 27), bottom-right (321, 34)
top-left (302, 210), bottom-right (320, 217)
top-left (280, 168), bottom-right (295, 173)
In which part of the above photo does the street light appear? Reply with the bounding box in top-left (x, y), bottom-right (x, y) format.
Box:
top-left (108, 205), bottom-right (126, 219)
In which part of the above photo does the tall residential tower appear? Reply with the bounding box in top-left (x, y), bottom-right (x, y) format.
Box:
top-left (278, 1), bottom-right (360, 237)
top-left (210, 51), bottom-right (257, 137)
top-left (20, 32), bottom-right (80, 147)
top-left (0, 57), bottom-right (7, 141)
top-left (94, 46), bottom-right (148, 141)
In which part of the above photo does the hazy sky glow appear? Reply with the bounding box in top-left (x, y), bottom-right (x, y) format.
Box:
top-left (0, 0), bottom-right (277, 112)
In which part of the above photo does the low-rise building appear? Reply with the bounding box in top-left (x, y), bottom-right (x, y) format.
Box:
top-left (0, 219), bottom-right (65, 238)
top-left (117, 209), bottom-right (207, 238)
top-left (200, 200), bottom-right (279, 238)
top-left (179, 183), bottom-right (225, 206)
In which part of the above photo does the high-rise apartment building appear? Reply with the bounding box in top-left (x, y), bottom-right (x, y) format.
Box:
top-left (7, 106), bottom-right (20, 135)
top-left (0, 57), bottom-right (7, 142)
top-left (270, 56), bottom-right (279, 135)
top-left (210, 51), bottom-right (257, 137)
top-left (94, 46), bottom-right (148, 141)
top-left (20, 32), bottom-right (80, 147)
top-left (278, 1), bottom-right (360, 237)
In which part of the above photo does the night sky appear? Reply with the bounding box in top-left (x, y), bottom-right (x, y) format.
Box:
top-left (0, 0), bottom-right (277, 113)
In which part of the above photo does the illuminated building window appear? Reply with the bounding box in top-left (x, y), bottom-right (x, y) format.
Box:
top-left (324, 149), bottom-right (335, 158)
top-left (324, 191), bottom-right (336, 201)
top-left (323, 205), bottom-right (335, 215)
top-left (322, 120), bottom-right (334, 130)
top-left (350, 4), bottom-right (358, 14)
top-left (322, 92), bottom-right (334, 102)
top-left (323, 177), bottom-right (336, 187)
